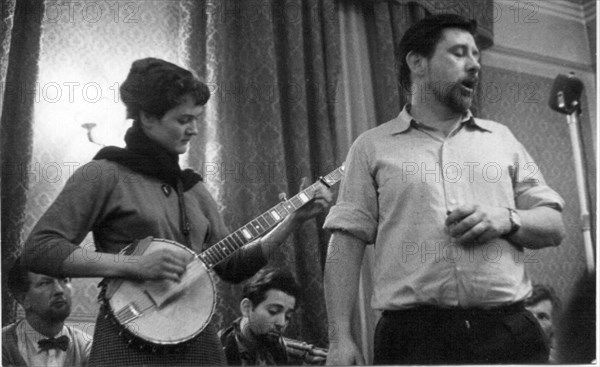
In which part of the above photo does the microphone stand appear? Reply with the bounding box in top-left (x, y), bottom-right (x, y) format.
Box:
top-left (560, 96), bottom-right (595, 274)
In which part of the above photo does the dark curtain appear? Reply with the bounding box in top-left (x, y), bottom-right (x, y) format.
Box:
top-left (184, 0), bottom-right (340, 346)
top-left (363, 0), bottom-right (494, 124)
top-left (1, 0), bottom-right (45, 325)
top-left (0, 0), bottom-right (15, 108)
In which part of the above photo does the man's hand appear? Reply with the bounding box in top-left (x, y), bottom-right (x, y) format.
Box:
top-left (445, 204), bottom-right (511, 245)
top-left (304, 347), bottom-right (328, 364)
top-left (327, 336), bottom-right (365, 365)
top-left (287, 177), bottom-right (334, 223)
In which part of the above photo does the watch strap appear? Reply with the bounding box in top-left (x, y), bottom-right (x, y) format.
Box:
top-left (505, 208), bottom-right (521, 237)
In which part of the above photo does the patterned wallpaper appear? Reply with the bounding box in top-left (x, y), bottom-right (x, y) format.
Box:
top-left (479, 65), bottom-right (594, 304)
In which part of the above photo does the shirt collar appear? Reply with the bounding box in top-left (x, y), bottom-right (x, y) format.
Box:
top-left (391, 104), bottom-right (492, 134)
top-left (19, 319), bottom-right (67, 353)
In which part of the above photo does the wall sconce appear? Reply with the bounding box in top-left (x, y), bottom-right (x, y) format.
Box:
top-left (81, 122), bottom-right (104, 146)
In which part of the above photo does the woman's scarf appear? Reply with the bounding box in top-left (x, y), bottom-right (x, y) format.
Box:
top-left (93, 125), bottom-right (201, 191)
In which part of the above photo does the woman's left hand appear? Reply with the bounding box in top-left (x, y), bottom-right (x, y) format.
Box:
top-left (287, 177), bottom-right (334, 223)
top-left (255, 178), bottom-right (335, 257)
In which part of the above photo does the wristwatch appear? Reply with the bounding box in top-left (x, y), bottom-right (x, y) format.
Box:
top-left (505, 208), bottom-right (522, 237)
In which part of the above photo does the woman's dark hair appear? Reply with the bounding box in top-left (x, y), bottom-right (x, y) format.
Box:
top-left (241, 267), bottom-right (300, 308)
top-left (120, 57), bottom-right (210, 122)
top-left (396, 13), bottom-right (478, 91)
top-left (7, 256), bottom-right (31, 299)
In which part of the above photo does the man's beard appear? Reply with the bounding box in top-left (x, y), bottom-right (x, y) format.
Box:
top-left (41, 303), bottom-right (71, 323)
top-left (438, 82), bottom-right (474, 114)
top-left (428, 78), bottom-right (476, 114)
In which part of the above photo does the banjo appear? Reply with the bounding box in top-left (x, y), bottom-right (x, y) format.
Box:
top-left (102, 166), bottom-right (344, 348)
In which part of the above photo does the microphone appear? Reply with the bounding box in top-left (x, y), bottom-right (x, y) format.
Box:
top-left (548, 72), bottom-right (595, 274)
top-left (548, 72), bottom-right (584, 115)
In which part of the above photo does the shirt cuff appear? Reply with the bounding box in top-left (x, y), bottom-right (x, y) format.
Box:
top-left (324, 203), bottom-right (377, 244)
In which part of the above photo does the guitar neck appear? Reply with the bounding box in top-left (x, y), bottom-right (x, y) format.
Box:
top-left (199, 166), bottom-right (344, 268)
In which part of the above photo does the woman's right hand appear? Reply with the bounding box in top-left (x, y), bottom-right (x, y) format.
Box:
top-left (130, 250), bottom-right (188, 281)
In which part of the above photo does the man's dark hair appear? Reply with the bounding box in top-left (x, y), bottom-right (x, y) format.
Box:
top-left (7, 256), bottom-right (31, 300)
top-left (524, 283), bottom-right (562, 313)
top-left (241, 268), bottom-right (300, 308)
top-left (396, 13), bottom-right (478, 90)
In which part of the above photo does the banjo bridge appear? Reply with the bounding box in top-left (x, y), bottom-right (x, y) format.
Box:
top-left (114, 293), bottom-right (156, 324)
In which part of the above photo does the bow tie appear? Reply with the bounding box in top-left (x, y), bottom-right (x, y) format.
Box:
top-left (38, 335), bottom-right (69, 352)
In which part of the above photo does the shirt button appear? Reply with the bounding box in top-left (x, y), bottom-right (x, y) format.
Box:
top-left (449, 199), bottom-right (457, 205)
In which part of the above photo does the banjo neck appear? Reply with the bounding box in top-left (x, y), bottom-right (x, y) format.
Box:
top-left (198, 166), bottom-right (344, 269)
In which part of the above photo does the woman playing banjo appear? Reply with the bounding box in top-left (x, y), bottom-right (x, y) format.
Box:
top-left (22, 58), bottom-right (332, 366)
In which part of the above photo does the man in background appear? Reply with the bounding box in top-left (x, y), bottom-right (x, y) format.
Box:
top-left (525, 284), bottom-right (562, 363)
top-left (3, 256), bottom-right (91, 367)
top-left (219, 267), bottom-right (327, 365)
